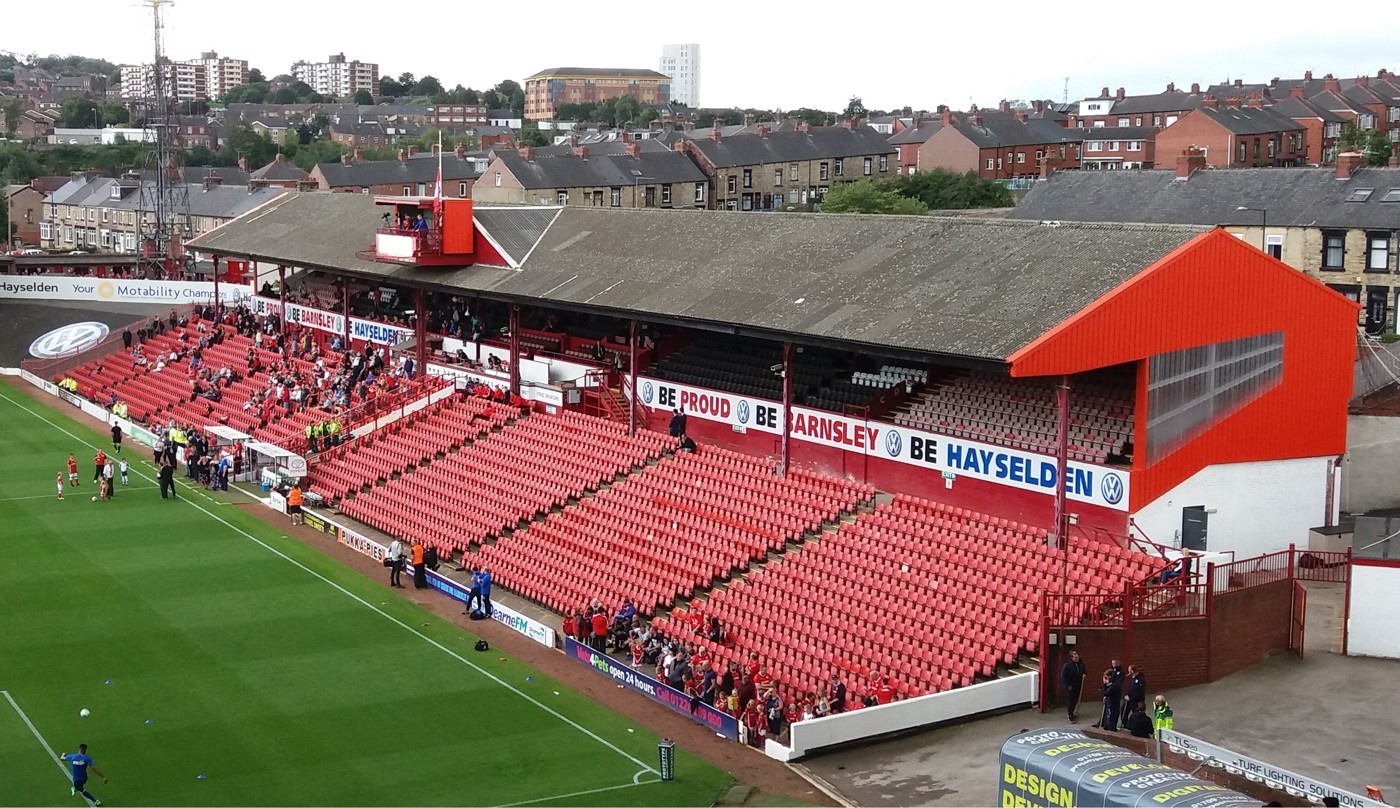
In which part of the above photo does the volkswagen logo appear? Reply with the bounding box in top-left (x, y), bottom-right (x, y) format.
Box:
top-left (640, 381), bottom-right (654, 405)
top-left (1101, 472), bottom-right (1125, 506)
top-left (29, 321), bottom-right (110, 359)
top-left (736, 399), bottom-right (750, 424)
top-left (885, 429), bottom-right (903, 457)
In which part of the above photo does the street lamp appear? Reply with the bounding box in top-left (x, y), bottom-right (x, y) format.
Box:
top-left (1236, 206), bottom-right (1267, 253)
top-left (632, 174), bottom-right (654, 209)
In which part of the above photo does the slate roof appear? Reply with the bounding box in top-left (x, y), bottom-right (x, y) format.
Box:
top-left (315, 154), bottom-right (485, 188)
top-left (888, 123), bottom-right (942, 145)
top-left (188, 193), bottom-right (1208, 363)
top-left (1079, 126), bottom-right (1154, 141)
top-left (251, 156), bottom-right (310, 182)
top-left (1105, 91), bottom-right (1203, 115)
top-left (1008, 167), bottom-right (1400, 230)
top-left (684, 125), bottom-right (895, 168)
top-left (951, 112), bottom-right (1071, 148)
top-left (1197, 105), bottom-right (1305, 135)
top-left (493, 149), bottom-right (708, 188)
top-left (536, 138), bottom-right (668, 157)
top-left (1270, 96), bottom-right (1347, 124)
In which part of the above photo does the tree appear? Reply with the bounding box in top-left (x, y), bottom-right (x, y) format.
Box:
top-left (613, 96), bottom-right (641, 127)
top-left (480, 89), bottom-right (502, 111)
top-left (2, 99), bottom-right (19, 137)
top-left (272, 87), bottom-right (298, 105)
top-left (820, 180), bottom-right (926, 215)
top-left (397, 72), bottom-right (416, 88)
top-left (222, 83), bottom-right (268, 104)
top-left (98, 101), bottom-right (129, 126)
top-left (353, 89), bottom-right (374, 106)
top-left (411, 75), bottom-right (444, 97)
top-left (510, 89), bottom-right (525, 116)
top-left (220, 120), bottom-right (279, 168)
top-left (59, 97), bottom-right (99, 128)
top-left (288, 81), bottom-right (314, 99)
top-left (1337, 121), bottom-right (1394, 166)
top-left (791, 107), bottom-right (832, 127)
top-left (248, 68), bottom-right (266, 84)
top-left (518, 120), bottom-right (549, 147)
top-left (842, 96), bottom-right (867, 120)
top-left (637, 107), bottom-right (660, 127)
top-left (891, 169), bottom-right (1013, 209)
top-left (379, 76), bottom-right (405, 98)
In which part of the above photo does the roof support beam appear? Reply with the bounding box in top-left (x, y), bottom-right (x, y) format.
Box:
top-left (780, 341), bottom-right (794, 477)
top-left (628, 319), bottom-right (639, 437)
top-left (508, 304), bottom-right (520, 399)
top-left (1052, 375), bottom-right (1071, 573)
top-left (277, 265), bottom-right (287, 339)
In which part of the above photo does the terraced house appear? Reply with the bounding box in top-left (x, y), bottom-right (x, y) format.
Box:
top-left (673, 121), bottom-right (897, 211)
top-left (473, 136), bottom-right (708, 208)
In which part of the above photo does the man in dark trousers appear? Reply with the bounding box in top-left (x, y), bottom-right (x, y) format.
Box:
top-left (158, 458), bottom-right (177, 499)
top-left (668, 408), bottom-right (687, 438)
top-left (1060, 650), bottom-right (1086, 722)
top-left (122, 327), bottom-right (133, 350)
top-left (1123, 664), bottom-right (1146, 719)
top-left (110, 422), bottom-right (122, 454)
top-left (1096, 663), bottom-right (1124, 732)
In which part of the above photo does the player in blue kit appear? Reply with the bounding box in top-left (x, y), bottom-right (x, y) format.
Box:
top-left (60, 744), bottom-right (106, 805)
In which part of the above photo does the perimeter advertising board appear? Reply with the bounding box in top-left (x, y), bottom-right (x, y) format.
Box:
top-left (564, 637), bottom-right (739, 740)
top-left (0, 277), bottom-right (248, 304)
top-left (634, 376), bottom-right (1131, 511)
top-left (999, 729), bottom-right (1259, 808)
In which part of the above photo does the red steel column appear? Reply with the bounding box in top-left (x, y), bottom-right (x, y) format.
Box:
top-left (1052, 375), bottom-right (1071, 588)
top-left (628, 319), bottom-right (638, 436)
top-left (780, 342), bottom-right (794, 476)
top-left (414, 288), bottom-right (427, 380)
top-left (342, 281), bottom-right (351, 348)
top-left (211, 255), bottom-right (220, 318)
top-left (508, 304), bottom-right (520, 397)
top-left (277, 265), bottom-right (287, 338)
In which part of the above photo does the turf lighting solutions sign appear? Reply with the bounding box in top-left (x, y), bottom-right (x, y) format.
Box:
top-left (999, 729), bottom-right (1259, 808)
top-left (0, 277), bottom-right (248, 304)
top-left (1158, 730), bottom-right (1386, 808)
top-left (634, 375), bottom-right (1130, 512)
top-left (564, 638), bottom-right (739, 741)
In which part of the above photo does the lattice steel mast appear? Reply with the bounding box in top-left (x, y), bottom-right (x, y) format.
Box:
top-left (138, 0), bottom-right (190, 276)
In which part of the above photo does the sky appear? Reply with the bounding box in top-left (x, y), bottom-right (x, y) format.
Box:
top-left (7, 0), bottom-right (1400, 112)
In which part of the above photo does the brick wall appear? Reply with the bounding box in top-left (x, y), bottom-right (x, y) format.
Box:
top-left (1043, 619), bottom-right (1208, 707)
top-left (1210, 578), bottom-right (1293, 679)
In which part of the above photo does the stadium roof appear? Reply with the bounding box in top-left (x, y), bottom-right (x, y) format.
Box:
top-left (190, 193), bottom-right (1209, 365)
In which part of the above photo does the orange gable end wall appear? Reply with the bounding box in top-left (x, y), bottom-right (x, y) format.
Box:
top-left (1007, 228), bottom-right (1357, 511)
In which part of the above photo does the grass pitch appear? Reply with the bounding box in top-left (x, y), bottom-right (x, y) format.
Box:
top-left (0, 383), bottom-right (733, 806)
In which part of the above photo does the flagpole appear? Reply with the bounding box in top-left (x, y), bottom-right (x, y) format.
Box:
top-left (435, 129), bottom-right (444, 231)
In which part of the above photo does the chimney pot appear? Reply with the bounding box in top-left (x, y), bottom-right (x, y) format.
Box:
top-left (624, 140), bottom-right (640, 158)
top-left (1324, 74), bottom-right (1341, 93)
top-left (519, 145), bottom-right (535, 161)
top-left (843, 117), bottom-right (860, 130)
top-left (1234, 78), bottom-right (1243, 88)
top-left (756, 124), bottom-right (770, 138)
top-left (237, 156), bottom-right (248, 172)
top-left (353, 148), bottom-right (363, 161)
top-left (1167, 82), bottom-right (1176, 93)
top-left (341, 153), bottom-right (351, 165)
top-left (1291, 85), bottom-right (1306, 99)
top-left (998, 99), bottom-right (1010, 113)
top-left (572, 145), bottom-right (589, 158)
top-left (1355, 75), bottom-right (1370, 88)
top-left (1305, 70), bottom-right (1314, 82)
top-left (1247, 91), bottom-right (1264, 108)
top-left (398, 148), bottom-right (408, 163)
top-left (1225, 95), bottom-right (1243, 108)
top-left (1101, 86), bottom-right (1111, 98)
top-left (1389, 142), bottom-right (1399, 168)
top-left (408, 145), bottom-right (418, 156)
top-left (1201, 95), bottom-right (1219, 110)
top-left (1191, 82), bottom-right (1201, 94)
top-left (1116, 87), bottom-right (1125, 100)
top-left (708, 125), bottom-right (721, 141)
top-left (941, 109), bottom-right (953, 126)
top-left (1014, 111), bottom-right (1028, 122)
top-left (454, 142), bottom-right (466, 158)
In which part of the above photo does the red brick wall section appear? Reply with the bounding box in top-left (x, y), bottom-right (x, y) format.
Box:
top-left (1043, 619), bottom-right (1208, 707)
top-left (1209, 578), bottom-right (1293, 679)
top-left (1154, 111), bottom-right (1233, 167)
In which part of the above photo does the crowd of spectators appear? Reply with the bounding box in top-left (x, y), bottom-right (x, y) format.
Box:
top-left (561, 599), bottom-right (899, 747)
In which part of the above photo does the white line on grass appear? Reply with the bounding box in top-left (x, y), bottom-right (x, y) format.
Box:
top-left (0, 388), bottom-right (661, 777)
top-left (495, 778), bottom-right (657, 808)
top-left (1, 689), bottom-right (91, 805)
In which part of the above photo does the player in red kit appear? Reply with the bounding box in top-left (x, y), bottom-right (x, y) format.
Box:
top-left (67, 453), bottom-right (79, 487)
top-left (92, 450), bottom-right (107, 485)
top-left (56, 472), bottom-right (65, 500)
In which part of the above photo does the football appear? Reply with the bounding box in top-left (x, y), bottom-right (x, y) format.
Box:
top-left (79, 709), bottom-right (90, 717)
top-left (91, 496), bottom-right (97, 502)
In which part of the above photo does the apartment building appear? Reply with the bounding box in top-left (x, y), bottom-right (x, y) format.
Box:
top-left (293, 54), bottom-right (380, 99)
top-left (659, 44), bottom-right (700, 108)
top-left (120, 52), bottom-right (248, 102)
top-left (524, 67), bottom-right (671, 119)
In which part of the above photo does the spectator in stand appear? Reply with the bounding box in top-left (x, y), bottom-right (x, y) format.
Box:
top-left (698, 664), bottom-right (717, 707)
top-left (422, 544), bottom-right (439, 572)
top-left (1125, 703), bottom-right (1154, 738)
top-left (678, 434), bottom-right (697, 453)
top-left (667, 651), bottom-right (690, 693)
top-left (752, 664), bottom-right (773, 693)
top-left (813, 687), bottom-right (831, 718)
top-left (764, 690), bottom-right (784, 738)
top-left (668, 408), bottom-right (687, 438)
top-left (741, 699), bottom-right (765, 748)
top-left (577, 607), bottom-right (593, 647)
top-left (736, 672), bottom-right (757, 713)
top-left (829, 672), bottom-right (847, 714)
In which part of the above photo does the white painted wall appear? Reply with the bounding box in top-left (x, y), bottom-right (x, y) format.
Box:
top-left (1132, 457), bottom-right (1331, 557)
top-left (1348, 563), bottom-right (1400, 658)
top-left (768, 673), bottom-right (1038, 761)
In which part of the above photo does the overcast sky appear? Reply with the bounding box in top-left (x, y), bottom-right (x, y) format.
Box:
top-left (8, 0), bottom-right (1400, 112)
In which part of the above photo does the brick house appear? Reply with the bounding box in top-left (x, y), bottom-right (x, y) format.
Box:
top-left (1153, 97), bottom-right (1307, 168)
top-left (431, 104), bottom-right (488, 127)
top-left (250, 154), bottom-right (311, 188)
top-left (16, 108), bottom-right (59, 141)
top-left (5, 184), bottom-right (46, 246)
top-left (308, 143), bottom-right (484, 197)
top-left (472, 136), bottom-right (709, 208)
top-left (889, 121), bottom-right (942, 174)
top-left (1079, 126), bottom-right (1156, 170)
top-left (918, 110), bottom-right (1082, 180)
top-left (1010, 151), bottom-right (1400, 331)
top-left (1270, 90), bottom-right (1347, 165)
top-left (675, 121), bottom-right (897, 210)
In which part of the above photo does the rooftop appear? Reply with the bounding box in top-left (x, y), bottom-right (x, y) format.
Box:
top-left (526, 67), bottom-right (671, 80)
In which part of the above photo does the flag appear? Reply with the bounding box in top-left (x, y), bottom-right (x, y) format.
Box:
top-left (432, 167), bottom-right (443, 227)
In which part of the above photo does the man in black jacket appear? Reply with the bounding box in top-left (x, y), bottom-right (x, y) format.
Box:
top-left (158, 459), bottom-right (177, 499)
top-left (1096, 663), bottom-right (1124, 732)
top-left (1123, 664), bottom-right (1146, 719)
top-left (668, 408), bottom-right (687, 438)
top-left (1060, 650), bottom-right (1086, 721)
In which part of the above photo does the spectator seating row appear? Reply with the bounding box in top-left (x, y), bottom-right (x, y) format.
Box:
top-left (851, 365), bottom-right (928, 389)
top-left (477, 445), bottom-right (872, 615)
top-left (337, 411), bottom-right (671, 554)
top-left (892, 370), bottom-right (1135, 464)
top-left (654, 494), bottom-right (1159, 701)
top-left (310, 395), bottom-right (513, 501)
